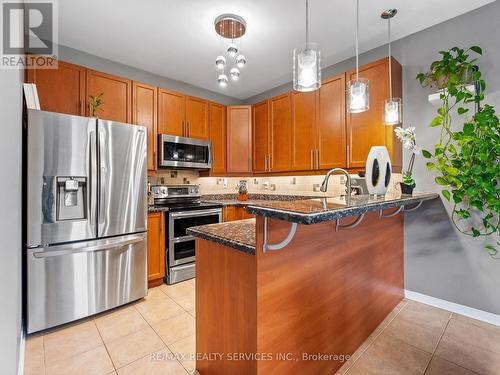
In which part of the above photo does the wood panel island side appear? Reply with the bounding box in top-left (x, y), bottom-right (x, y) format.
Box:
top-left (187, 193), bottom-right (438, 375)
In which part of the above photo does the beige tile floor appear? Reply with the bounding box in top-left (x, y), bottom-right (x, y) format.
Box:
top-left (24, 279), bottom-right (500, 375)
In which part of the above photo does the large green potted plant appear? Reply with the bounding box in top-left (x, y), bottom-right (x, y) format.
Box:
top-left (417, 46), bottom-right (499, 256)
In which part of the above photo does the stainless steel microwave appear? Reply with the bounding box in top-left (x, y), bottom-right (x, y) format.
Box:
top-left (158, 134), bottom-right (212, 169)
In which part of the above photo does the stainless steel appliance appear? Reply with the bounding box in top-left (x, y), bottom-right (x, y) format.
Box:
top-left (25, 109), bottom-right (148, 333)
top-left (150, 185), bottom-right (222, 284)
top-left (158, 134), bottom-right (212, 169)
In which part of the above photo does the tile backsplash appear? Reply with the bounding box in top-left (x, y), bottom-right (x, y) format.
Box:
top-left (150, 170), bottom-right (403, 196)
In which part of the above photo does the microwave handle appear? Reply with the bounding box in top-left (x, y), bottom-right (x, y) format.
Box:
top-left (207, 141), bottom-right (212, 167)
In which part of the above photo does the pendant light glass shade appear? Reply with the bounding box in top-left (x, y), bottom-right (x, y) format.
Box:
top-left (347, 78), bottom-right (370, 113)
top-left (236, 54), bottom-right (246, 68)
top-left (227, 42), bottom-right (238, 57)
top-left (382, 9), bottom-right (402, 125)
top-left (217, 74), bottom-right (228, 87)
top-left (215, 55), bottom-right (226, 70)
top-left (347, 0), bottom-right (369, 113)
top-left (384, 98), bottom-right (402, 125)
top-left (293, 43), bottom-right (321, 92)
top-left (230, 67), bottom-right (240, 80)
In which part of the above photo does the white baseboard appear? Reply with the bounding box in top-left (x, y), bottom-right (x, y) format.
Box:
top-left (17, 326), bottom-right (25, 375)
top-left (405, 290), bottom-right (500, 327)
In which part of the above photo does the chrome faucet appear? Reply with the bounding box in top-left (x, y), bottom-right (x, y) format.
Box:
top-left (320, 168), bottom-right (352, 197)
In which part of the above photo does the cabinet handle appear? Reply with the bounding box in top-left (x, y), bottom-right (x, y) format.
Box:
top-left (268, 154), bottom-right (272, 171)
top-left (316, 149), bottom-right (319, 169)
top-left (310, 149), bottom-right (314, 170)
top-left (264, 154), bottom-right (268, 172)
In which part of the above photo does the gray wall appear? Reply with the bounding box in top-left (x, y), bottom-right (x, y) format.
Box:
top-left (0, 61), bottom-right (24, 373)
top-left (58, 44), bottom-right (242, 106)
top-left (248, 1), bottom-right (500, 315)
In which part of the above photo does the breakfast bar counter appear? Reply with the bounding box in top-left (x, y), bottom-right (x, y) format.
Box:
top-left (188, 192), bottom-right (439, 375)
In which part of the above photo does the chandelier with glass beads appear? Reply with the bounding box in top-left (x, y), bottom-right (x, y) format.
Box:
top-left (214, 14), bottom-right (247, 87)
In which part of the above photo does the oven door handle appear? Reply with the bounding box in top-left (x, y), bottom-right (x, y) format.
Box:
top-left (170, 209), bottom-right (222, 219)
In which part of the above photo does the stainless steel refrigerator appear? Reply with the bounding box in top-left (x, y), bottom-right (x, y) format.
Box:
top-left (25, 109), bottom-right (148, 333)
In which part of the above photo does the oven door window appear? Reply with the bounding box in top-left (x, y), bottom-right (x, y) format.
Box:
top-left (172, 213), bottom-right (220, 238)
top-left (172, 239), bottom-right (196, 263)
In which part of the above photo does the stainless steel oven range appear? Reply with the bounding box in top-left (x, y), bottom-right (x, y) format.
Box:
top-left (150, 185), bottom-right (222, 284)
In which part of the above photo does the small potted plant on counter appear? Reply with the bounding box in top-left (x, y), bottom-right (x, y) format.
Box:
top-left (394, 126), bottom-right (420, 195)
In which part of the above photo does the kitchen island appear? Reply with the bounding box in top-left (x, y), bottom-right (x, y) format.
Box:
top-left (188, 192), bottom-right (438, 375)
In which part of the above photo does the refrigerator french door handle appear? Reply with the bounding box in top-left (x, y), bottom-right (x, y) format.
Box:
top-left (98, 128), bottom-right (107, 228)
top-left (88, 127), bottom-right (97, 235)
top-left (32, 234), bottom-right (145, 258)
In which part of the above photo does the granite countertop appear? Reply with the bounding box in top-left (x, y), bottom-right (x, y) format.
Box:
top-left (245, 192), bottom-right (439, 225)
top-left (187, 219), bottom-right (256, 254)
top-left (200, 193), bottom-right (319, 207)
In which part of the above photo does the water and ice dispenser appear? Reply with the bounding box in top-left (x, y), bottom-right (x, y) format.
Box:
top-left (55, 177), bottom-right (87, 221)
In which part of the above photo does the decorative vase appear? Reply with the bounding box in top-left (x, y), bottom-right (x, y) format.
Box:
top-left (237, 180), bottom-right (248, 201)
top-left (400, 182), bottom-right (415, 195)
top-left (365, 146), bottom-right (392, 196)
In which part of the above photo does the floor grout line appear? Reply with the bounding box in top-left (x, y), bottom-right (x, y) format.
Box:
top-left (342, 300), bottom-right (408, 374)
top-left (93, 318), bottom-right (118, 373)
top-left (421, 313), bottom-right (452, 374)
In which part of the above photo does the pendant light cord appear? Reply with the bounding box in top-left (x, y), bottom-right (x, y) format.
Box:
top-left (355, 0), bottom-right (359, 80)
top-left (305, 0), bottom-right (309, 48)
top-left (388, 16), bottom-right (392, 99)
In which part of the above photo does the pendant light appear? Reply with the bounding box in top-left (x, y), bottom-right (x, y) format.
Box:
top-left (347, 0), bottom-right (369, 113)
top-left (382, 9), bottom-right (402, 125)
top-left (293, 0), bottom-right (321, 92)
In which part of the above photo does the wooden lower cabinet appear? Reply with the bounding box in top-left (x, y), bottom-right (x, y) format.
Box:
top-left (223, 205), bottom-right (254, 222)
top-left (147, 212), bottom-right (165, 288)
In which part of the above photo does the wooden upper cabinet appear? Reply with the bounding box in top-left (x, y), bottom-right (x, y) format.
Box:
top-left (147, 212), bottom-right (165, 287)
top-left (209, 102), bottom-right (226, 174)
top-left (227, 106), bottom-right (252, 174)
top-left (86, 69), bottom-right (131, 123)
top-left (158, 89), bottom-right (185, 136)
top-left (26, 60), bottom-right (86, 116)
top-left (132, 82), bottom-right (157, 172)
top-left (291, 91), bottom-right (317, 171)
top-left (252, 100), bottom-right (270, 173)
top-left (186, 97), bottom-right (209, 140)
top-left (346, 57), bottom-right (402, 169)
top-left (318, 73), bottom-right (347, 169)
top-left (269, 93), bottom-right (292, 172)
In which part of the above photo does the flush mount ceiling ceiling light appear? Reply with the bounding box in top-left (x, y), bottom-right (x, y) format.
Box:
top-left (293, 0), bottom-right (321, 92)
top-left (347, 0), bottom-right (369, 113)
top-left (381, 9), bottom-right (402, 125)
top-left (214, 14), bottom-right (247, 87)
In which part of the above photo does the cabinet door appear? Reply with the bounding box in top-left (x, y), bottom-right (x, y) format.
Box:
top-left (291, 91), bottom-right (317, 171)
top-left (346, 59), bottom-right (389, 168)
top-left (209, 102), bottom-right (226, 174)
top-left (158, 89), bottom-right (185, 136)
top-left (227, 106), bottom-right (252, 174)
top-left (223, 206), bottom-right (237, 222)
top-left (252, 100), bottom-right (270, 173)
top-left (318, 74), bottom-right (347, 169)
top-left (147, 212), bottom-right (165, 286)
top-left (26, 60), bottom-right (86, 116)
top-left (86, 69), bottom-right (132, 123)
top-left (186, 97), bottom-right (209, 140)
top-left (270, 93), bottom-right (292, 171)
top-left (132, 82), bottom-right (157, 172)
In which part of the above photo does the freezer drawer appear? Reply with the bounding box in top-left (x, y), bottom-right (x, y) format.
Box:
top-left (27, 233), bottom-right (147, 333)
